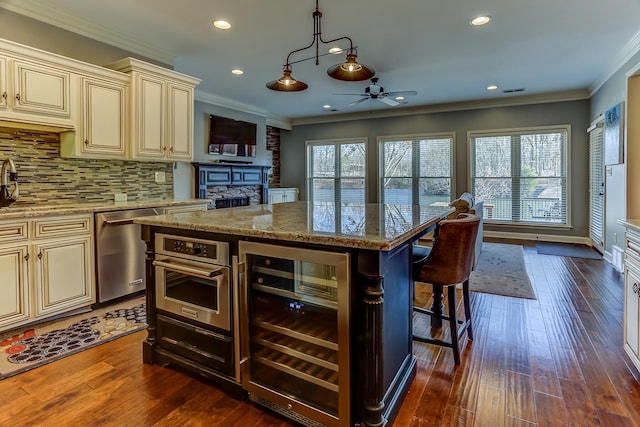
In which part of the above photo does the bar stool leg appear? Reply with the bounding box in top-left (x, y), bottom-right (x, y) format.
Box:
top-left (431, 284), bottom-right (444, 328)
top-left (447, 287), bottom-right (461, 365)
top-left (462, 279), bottom-right (473, 341)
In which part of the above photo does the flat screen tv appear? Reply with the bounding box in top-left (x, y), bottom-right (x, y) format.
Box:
top-left (208, 114), bottom-right (257, 157)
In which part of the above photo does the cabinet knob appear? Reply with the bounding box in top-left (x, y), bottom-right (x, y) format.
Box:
top-left (1, 92), bottom-right (6, 100)
top-left (15, 93), bottom-right (20, 101)
top-left (635, 283), bottom-right (639, 294)
top-left (24, 253), bottom-right (30, 261)
top-left (37, 251), bottom-right (43, 260)
top-left (163, 146), bottom-right (167, 152)
top-left (169, 147), bottom-right (174, 152)
top-left (84, 139), bottom-right (90, 145)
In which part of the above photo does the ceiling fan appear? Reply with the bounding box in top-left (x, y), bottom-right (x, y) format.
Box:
top-left (334, 77), bottom-right (417, 106)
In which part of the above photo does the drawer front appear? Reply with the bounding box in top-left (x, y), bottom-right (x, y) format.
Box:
top-left (33, 215), bottom-right (92, 239)
top-left (157, 314), bottom-right (234, 376)
top-left (0, 221), bottom-right (28, 243)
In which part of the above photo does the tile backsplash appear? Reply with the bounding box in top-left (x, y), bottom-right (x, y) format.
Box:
top-left (0, 127), bottom-right (173, 207)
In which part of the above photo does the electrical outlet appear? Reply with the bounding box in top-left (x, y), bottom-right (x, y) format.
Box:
top-left (155, 171), bottom-right (166, 183)
top-left (114, 193), bottom-right (127, 202)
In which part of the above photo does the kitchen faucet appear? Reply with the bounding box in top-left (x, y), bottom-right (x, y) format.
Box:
top-left (0, 158), bottom-right (19, 207)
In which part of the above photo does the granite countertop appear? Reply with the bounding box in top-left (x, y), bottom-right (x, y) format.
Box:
top-left (0, 199), bottom-right (207, 220)
top-left (134, 201), bottom-right (454, 251)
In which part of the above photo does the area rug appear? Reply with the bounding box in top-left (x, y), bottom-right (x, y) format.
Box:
top-left (0, 297), bottom-right (146, 380)
top-left (470, 243), bottom-right (536, 299)
top-left (536, 242), bottom-right (602, 259)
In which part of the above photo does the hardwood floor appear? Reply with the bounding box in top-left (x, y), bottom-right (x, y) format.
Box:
top-left (1, 241), bottom-right (639, 426)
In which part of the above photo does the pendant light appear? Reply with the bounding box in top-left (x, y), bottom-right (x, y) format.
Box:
top-left (266, 0), bottom-right (375, 92)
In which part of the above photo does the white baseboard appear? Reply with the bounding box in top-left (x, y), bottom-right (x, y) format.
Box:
top-left (483, 230), bottom-right (591, 245)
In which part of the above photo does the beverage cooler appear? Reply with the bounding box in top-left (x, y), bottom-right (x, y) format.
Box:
top-left (238, 241), bottom-right (351, 427)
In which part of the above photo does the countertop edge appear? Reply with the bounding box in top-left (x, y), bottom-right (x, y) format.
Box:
top-left (0, 199), bottom-right (207, 219)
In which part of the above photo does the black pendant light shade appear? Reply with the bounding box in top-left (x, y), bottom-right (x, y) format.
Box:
top-left (266, 67), bottom-right (308, 91)
top-left (327, 51), bottom-right (375, 81)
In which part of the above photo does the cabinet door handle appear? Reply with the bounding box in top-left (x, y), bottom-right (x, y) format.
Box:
top-left (24, 253), bottom-right (30, 261)
top-left (635, 283), bottom-right (640, 295)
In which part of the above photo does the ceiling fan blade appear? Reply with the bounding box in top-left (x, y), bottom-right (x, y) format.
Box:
top-left (379, 97), bottom-right (400, 106)
top-left (385, 90), bottom-right (417, 97)
top-left (334, 93), bottom-right (368, 96)
top-left (349, 97), bottom-right (369, 106)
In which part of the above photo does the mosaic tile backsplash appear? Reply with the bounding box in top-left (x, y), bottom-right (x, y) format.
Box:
top-left (0, 127), bottom-right (173, 207)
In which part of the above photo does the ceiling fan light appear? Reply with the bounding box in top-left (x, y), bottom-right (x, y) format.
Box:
top-left (327, 52), bottom-right (375, 81)
top-left (266, 67), bottom-right (309, 91)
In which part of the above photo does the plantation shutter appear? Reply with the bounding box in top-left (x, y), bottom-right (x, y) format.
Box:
top-left (588, 119), bottom-right (605, 251)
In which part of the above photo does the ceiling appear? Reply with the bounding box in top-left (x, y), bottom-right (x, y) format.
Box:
top-left (2, 0), bottom-right (640, 123)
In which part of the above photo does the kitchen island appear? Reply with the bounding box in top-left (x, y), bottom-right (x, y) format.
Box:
top-left (135, 201), bottom-right (453, 427)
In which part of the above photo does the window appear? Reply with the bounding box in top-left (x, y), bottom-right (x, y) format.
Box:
top-left (306, 138), bottom-right (367, 203)
top-left (378, 133), bottom-right (454, 205)
top-left (469, 126), bottom-right (570, 226)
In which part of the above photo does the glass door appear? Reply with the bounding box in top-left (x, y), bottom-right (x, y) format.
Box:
top-left (239, 241), bottom-right (350, 427)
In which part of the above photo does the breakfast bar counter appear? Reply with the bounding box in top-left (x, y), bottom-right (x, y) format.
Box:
top-left (135, 201), bottom-right (453, 427)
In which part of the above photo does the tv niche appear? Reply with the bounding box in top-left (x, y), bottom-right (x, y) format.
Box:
top-left (208, 114), bottom-right (257, 157)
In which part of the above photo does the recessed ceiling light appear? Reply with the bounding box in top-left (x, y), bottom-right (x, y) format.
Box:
top-left (231, 69), bottom-right (244, 75)
top-left (328, 47), bottom-right (343, 54)
top-left (470, 15), bottom-right (492, 26)
top-left (394, 96), bottom-right (405, 101)
top-left (486, 84), bottom-right (498, 91)
top-left (213, 20), bottom-right (231, 30)
top-left (322, 104), bottom-right (332, 109)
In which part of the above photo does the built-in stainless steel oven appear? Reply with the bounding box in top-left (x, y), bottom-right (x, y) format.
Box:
top-left (153, 233), bottom-right (231, 331)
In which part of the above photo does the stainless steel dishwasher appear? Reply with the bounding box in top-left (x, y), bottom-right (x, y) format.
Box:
top-left (95, 207), bottom-right (161, 303)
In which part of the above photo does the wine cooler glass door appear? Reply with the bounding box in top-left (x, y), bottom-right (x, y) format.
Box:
top-left (239, 241), bottom-right (350, 427)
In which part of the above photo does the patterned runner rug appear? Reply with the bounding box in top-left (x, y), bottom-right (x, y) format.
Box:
top-left (0, 297), bottom-right (146, 380)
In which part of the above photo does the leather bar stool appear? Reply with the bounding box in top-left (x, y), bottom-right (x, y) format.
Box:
top-left (412, 213), bottom-right (480, 365)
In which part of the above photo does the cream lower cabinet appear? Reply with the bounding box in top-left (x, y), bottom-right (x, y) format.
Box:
top-left (0, 214), bottom-right (94, 333)
top-left (268, 188), bottom-right (299, 204)
top-left (0, 244), bottom-right (30, 330)
top-left (33, 235), bottom-right (93, 318)
top-left (624, 229), bottom-right (640, 371)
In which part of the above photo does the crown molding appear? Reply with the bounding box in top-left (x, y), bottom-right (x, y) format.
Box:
top-left (592, 28), bottom-right (640, 95)
top-left (0, 0), bottom-right (174, 65)
top-left (291, 89), bottom-right (590, 126)
top-left (194, 91), bottom-right (292, 130)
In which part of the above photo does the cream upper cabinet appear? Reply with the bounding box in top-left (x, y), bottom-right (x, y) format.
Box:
top-left (61, 73), bottom-right (129, 159)
top-left (0, 47), bottom-right (75, 129)
top-left (108, 57), bottom-right (201, 162)
top-left (0, 57), bottom-right (7, 110)
top-left (11, 58), bottom-right (71, 117)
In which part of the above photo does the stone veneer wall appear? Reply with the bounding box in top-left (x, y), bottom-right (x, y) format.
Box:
top-left (0, 127), bottom-right (173, 207)
top-left (266, 125), bottom-right (280, 187)
top-left (204, 185), bottom-right (261, 209)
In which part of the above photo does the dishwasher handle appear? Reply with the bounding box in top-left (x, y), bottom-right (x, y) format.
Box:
top-left (153, 259), bottom-right (225, 280)
top-left (102, 208), bottom-right (161, 225)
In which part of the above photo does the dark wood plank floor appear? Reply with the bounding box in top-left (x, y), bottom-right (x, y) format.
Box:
top-left (1, 241), bottom-right (639, 426)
